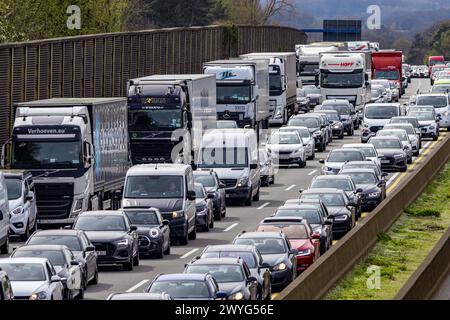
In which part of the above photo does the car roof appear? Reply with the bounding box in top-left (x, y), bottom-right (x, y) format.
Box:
top-left (189, 258), bottom-right (243, 266)
top-left (79, 211), bottom-right (124, 216)
top-left (0, 257), bottom-right (49, 264)
top-left (127, 164), bottom-right (190, 176)
top-left (330, 148), bottom-right (362, 153)
top-left (14, 245), bottom-right (68, 252)
top-left (370, 135), bottom-right (401, 140)
top-left (236, 232), bottom-right (284, 239)
top-left (314, 175), bottom-right (352, 180)
top-left (278, 204), bottom-right (318, 210)
top-left (108, 293), bottom-right (170, 300)
top-left (31, 229), bottom-right (83, 237)
top-left (155, 273), bottom-right (208, 281)
top-left (342, 144), bottom-right (375, 148)
top-left (204, 245), bottom-right (256, 252)
top-left (303, 188), bottom-right (344, 194)
top-left (340, 168), bottom-right (377, 174)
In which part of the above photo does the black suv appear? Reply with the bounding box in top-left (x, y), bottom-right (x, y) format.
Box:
top-left (194, 170), bottom-right (226, 220)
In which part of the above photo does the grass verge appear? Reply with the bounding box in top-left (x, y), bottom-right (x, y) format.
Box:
top-left (325, 162), bottom-right (450, 300)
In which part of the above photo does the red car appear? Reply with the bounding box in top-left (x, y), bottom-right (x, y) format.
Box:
top-left (256, 217), bottom-right (320, 274)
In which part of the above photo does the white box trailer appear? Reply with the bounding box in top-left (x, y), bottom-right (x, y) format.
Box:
top-left (240, 52), bottom-right (297, 124)
top-left (127, 74), bottom-right (217, 165)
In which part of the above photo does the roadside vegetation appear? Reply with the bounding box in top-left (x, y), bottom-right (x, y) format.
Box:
top-left (325, 162), bottom-right (450, 300)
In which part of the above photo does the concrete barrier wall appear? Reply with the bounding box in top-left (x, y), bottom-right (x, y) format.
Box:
top-left (276, 134), bottom-right (450, 300)
top-left (0, 25), bottom-right (307, 145)
top-left (395, 226), bottom-right (450, 300)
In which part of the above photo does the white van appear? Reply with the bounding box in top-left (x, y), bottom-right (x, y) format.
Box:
top-left (196, 129), bottom-right (261, 206)
top-left (0, 173), bottom-right (10, 254)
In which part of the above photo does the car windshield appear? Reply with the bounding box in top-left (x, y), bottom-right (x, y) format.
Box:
top-left (390, 118), bottom-right (418, 127)
top-left (199, 147), bottom-right (249, 169)
top-left (5, 178), bottom-right (22, 200)
top-left (128, 109), bottom-right (182, 131)
top-left (27, 235), bottom-right (82, 251)
top-left (149, 281), bottom-right (211, 299)
top-left (13, 250), bottom-right (66, 266)
top-left (268, 133), bottom-right (300, 145)
top-left (311, 179), bottom-right (353, 191)
top-left (124, 176), bottom-right (184, 199)
top-left (328, 151), bottom-right (364, 162)
top-left (75, 215), bottom-right (127, 232)
top-left (322, 105), bottom-right (351, 116)
top-left (288, 118), bottom-right (320, 128)
top-left (194, 185), bottom-right (205, 198)
top-left (280, 128), bottom-right (310, 139)
top-left (202, 252), bottom-right (257, 268)
top-left (194, 175), bottom-right (216, 188)
top-left (378, 130), bottom-right (408, 141)
top-left (301, 193), bottom-right (345, 206)
top-left (217, 84), bottom-right (251, 104)
top-left (324, 113), bottom-right (340, 121)
top-left (346, 172), bottom-right (377, 185)
top-left (257, 224), bottom-right (309, 239)
top-left (350, 146), bottom-right (376, 157)
top-left (365, 106), bottom-right (399, 119)
top-left (370, 139), bottom-right (402, 149)
top-left (274, 209), bottom-right (321, 224)
top-left (234, 238), bottom-right (286, 254)
top-left (374, 70), bottom-right (399, 80)
top-left (186, 265), bottom-right (244, 283)
top-left (385, 125), bottom-right (415, 134)
top-left (371, 90), bottom-right (380, 98)
top-left (124, 210), bottom-right (159, 225)
top-left (416, 96), bottom-right (448, 108)
top-left (0, 263), bottom-right (46, 281)
top-left (321, 70), bottom-right (364, 88)
top-left (408, 112), bottom-right (434, 121)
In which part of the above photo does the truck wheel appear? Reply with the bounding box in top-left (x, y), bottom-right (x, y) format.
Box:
top-left (188, 224), bottom-right (197, 240)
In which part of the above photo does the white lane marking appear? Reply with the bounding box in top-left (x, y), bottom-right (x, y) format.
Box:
top-left (126, 280), bottom-right (149, 293)
top-left (224, 223), bottom-right (239, 232)
top-left (308, 170), bottom-right (318, 176)
top-left (180, 248), bottom-right (199, 259)
top-left (386, 173), bottom-right (399, 187)
top-left (257, 202), bottom-right (270, 210)
top-left (285, 184), bottom-right (296, 191)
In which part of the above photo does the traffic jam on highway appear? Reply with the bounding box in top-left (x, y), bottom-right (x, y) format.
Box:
top-left (0, 41), bottom-right (449, 301)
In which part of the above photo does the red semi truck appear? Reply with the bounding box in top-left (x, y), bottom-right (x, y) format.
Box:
top-left (372, 51), bottom-right (404, 97)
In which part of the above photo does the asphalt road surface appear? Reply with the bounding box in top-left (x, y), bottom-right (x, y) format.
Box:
top-left (3, 79), bottom-right (435, 300)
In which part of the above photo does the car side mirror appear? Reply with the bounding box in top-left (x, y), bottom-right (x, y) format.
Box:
top-left (382, 172), bottom-right (389, 177)
top-left (50, 275), bottom-right (62, 283)
top-left (216, 291), bottom-right (228, 299)
top-left (70, 260), bottom-right (79, 266)
top-left (312, 232), bottom-right (321, 240)
top-left (324, 219), bottom-right (333, 225)
top-left (319, 159), bottom-right (325, 164)
top-left (289, 249), bottom-right (299, 255)
top-left (261, 262), bottom-right (270, 268)
top-left (219, 182), bottom-right (226, 189)
top-left (207, 193), bottom-right (215, 199)
top-left (299, 189), bottom-right (304, 194)
top-left (348, 201), bottom-right (357, 207)
top-left (377, 181), bottom-right (385, 187)
top-left (250, 164), bottom-right (258, 170)
top-left (356, 188), bottom-right (363, 193)
top-left (130, 225), bottom-right (138, 232)
top-left (86, 246), bottom-right (95, 252)
top-left (162, 220), bottom-right (170, 226)
top-left (187, 190), bottom-right (197, 201)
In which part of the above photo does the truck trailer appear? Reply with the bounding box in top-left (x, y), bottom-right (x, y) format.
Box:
top-left (371, 51), bottom-right (404, 96)
top-left (3, 98), bottom-right (129, 226)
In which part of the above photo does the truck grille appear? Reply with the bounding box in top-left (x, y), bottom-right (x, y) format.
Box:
top-left (131, 141), bottom-right (176, 163)
top-left (34, 183), bottom-right (74, 219)
top-left (217, 112), bottom-right (243, 122)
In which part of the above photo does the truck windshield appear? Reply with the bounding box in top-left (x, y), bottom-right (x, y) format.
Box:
top-left (199, 147), bottom-right (249, 168)
top-left (270, 74), bottom-right (283, 96)
top-left (321, 70), bottom-right (364, 88)
top-left (12, 140), bottom-right (82, 169)
top-left (299, 63), bottom-right (319, 76)
top-left (128, 109), bottom-right (182, 131)
top-left (217, 85), bottom-right (251, 104)
top-left (124, 176), bottom-right (184, 199)
top-left (374, 70), bottom-right (399, 80)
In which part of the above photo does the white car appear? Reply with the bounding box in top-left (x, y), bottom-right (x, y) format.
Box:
top-left (267, 131), bottom-right (307, 167)
top-left (279, 126), bottom-right (315, 160)
top-left (319, 149), bottom-right (366, 175)
top-left (342, 143), bottom-right (381, 168)
top-left (377, 129), bottom-right (413, 164)
top-left (415, 94), bottom-right (450, 131)
top-left (383, 123), bottom-right (420, 156)
top-left (361, 103), bottom-right (402, 143)
top-left (408, 107), bottom-right (440, 141)
top-left (10, 245), bottom-right (83, 300)
top-left (371, 80), bottom-right (393, 102)
top-left (0, 257), bottom-right (64, 300)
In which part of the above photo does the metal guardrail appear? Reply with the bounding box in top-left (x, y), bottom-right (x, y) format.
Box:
top-left (276, 133), bottom-right (450, 300)
top-left (395, 226), bottom-right (450, 300)
top-left (0, 25), bottom-right (307, 145)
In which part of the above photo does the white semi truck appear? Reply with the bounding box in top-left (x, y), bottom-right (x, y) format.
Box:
top-left (203, 60), bottom-right (270, 132)
top-left (296, 44), bottom-right (342, 85)
top-left (127, 75), bottom-right (217, 165)
top-left (319, 52), bottom-right (372, 115)
top-left (2, 98), bottom-right (129, 226)
top-left (240, 52), bottom-right (298, 125)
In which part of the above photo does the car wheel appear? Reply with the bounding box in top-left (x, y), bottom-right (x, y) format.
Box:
top-left (407, 157), bottom-right (412, 164)
top-left (433, 135), bottom-right (438, 141)
top-left (20, 221), bottom-right (30, 241)
top-left (89, 267), bottom-right (99, 285)
top-left (123, 257), bottom-right (133, 271)
top-left (203, 220), bottom-right (210, 232)
top-left (0, 232), bottom-right (9, 254)
top-left (133, 249), bottom-right (140, 266)
top-left (76, 287), bottom-right (84, 300)
top-left (164, 243), bottom-right (171, 255)
top-left (253, 186), bottom-right (260, 201)
top-left (339, 132), bottom-right (344, 139)
top-left (245, 192), bottom-right (252, 206)
top-left (400, 165), bottom-right (407, 172)
top-left (299, 159), bottom-right (305, 168)
top-left (209, 214), bottom-right (214, 229)
top-left (221, 206), bottom-right (226, 218)
top-left (188, 224), bottom-right (197, 240)
top-left (155, 245), bottom-right (164, 259)
top-left (179, 225), bottom-right (189, 245)
top-left (414, 151), bottom-right (419, 157)
top-left (270, 174), bottom-right (275, 185)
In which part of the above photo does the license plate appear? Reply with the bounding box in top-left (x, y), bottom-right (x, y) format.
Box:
top-left (381, 160), bottom-right (390, 164)
top-left (97, 251), bottom-right (107, 256)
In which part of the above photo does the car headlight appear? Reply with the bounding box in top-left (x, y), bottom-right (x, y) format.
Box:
top-left (147, 228), bottom-right (159, 238)
top-left (172, 211), bottom-right (184, 219)
top-left (237, 177), bottom-right (249, 187)
top-left (273, 262), bottom-right (287, 271)
top-left (196, 207), bottom-right (208, 215)
top-left (443, 111), bottom-right (449, 117)
top-left (114, 239), bottom-right (130, 247)
top-left (394, 153), bottom-right (405, 159)
top-left (296, 249), bottom-right (311, 257)
top-left (334, 215), bottom-right (349, 221)
top-left (333, 124), bottom-right (341, 129)
top-left (229, 291), bottom-right (244, 300)
top-left (292, 149), bottom-right (304, 155)
top-left (11, 206), bottom-right (24, 215)
top-left (29, 291), bottom-right (47, 300)
top-left (368, 192), bottom-right (381, 198)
